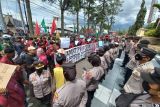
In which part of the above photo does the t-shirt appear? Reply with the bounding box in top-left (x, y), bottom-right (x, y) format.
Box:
top-left (53, 66), bottom-right (65, 89)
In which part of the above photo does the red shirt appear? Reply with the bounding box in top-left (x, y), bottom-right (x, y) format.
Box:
top-left (0, 56), bottom-right (25, 107)
top-left (69, 42), bottom-right (74, 48)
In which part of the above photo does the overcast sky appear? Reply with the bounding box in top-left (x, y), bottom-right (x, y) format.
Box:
top-left (1, 0), bottom-right (159, 30)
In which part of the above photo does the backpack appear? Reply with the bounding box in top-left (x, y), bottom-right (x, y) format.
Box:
top-left (115, 93), bottom-right (143, 107)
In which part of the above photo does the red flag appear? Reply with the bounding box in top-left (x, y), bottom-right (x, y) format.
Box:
top-left (50, 19), bottom-right (56, 35)
top-left (35, 21), bottom-right (40, 36)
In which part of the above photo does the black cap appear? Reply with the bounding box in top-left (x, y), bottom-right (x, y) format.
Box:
top-left (56, 53), bottom-right (66, 62)
top-left (139, 40), bottom-right (150, 45)
top-left (137, 43), bottom-right (148, 49)
top-left (62, 63), bottom-right (76, 81)
top-left (97, 47), bottom-right (105, 56)
top-left (4, 46), bottom-right (15, 54)
top-left (141, 67), bottom-right (160, 84)
top-left (140, 47), bottom-right (157, 59)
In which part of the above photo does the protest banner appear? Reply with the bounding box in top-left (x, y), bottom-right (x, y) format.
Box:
top-left (65, 43), bottom-right (98, 63)
top-left (0, 63), bottom-right (17, 93)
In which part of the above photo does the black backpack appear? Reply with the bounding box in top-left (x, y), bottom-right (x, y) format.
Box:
top-left (115, 93), bottom-right (143, 107)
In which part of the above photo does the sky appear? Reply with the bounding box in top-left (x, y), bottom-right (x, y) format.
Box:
top-left (1, 0), bottom-right (159, 30)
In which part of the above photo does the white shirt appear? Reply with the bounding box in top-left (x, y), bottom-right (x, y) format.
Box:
top-left (29, 70), bottom-right (51, 98)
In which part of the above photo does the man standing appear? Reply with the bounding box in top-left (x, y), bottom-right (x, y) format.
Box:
top-left (53, 63), bottom-right (87, 107)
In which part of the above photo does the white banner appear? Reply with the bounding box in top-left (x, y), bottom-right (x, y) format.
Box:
top-left (65, 43), bottom-right (98, 63)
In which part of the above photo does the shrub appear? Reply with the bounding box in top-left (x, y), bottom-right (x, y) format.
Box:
top-left (144, 29), bottom-right (157, 37)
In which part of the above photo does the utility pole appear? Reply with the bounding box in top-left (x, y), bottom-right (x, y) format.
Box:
top-left (25, 0), bottom-right (34, 36)
top-left (22, 0), bottom-right (29, 32)
top-left (0, 0), bottom-right (7, 33)
top-left (17, 0), bottom-right (25, 32)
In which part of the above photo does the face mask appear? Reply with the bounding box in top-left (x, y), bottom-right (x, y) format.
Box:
top-left (135, 53), bottom-right (142, 61)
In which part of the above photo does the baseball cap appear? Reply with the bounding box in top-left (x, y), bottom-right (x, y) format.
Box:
top-left (139, 40), bottom-right (150, 45)
top-left (139, 47), bottom-right (157, 59)
top-left (62, 63), bottom-right (76, 81)
top-left (28, 46), bottom-right (36, 51)
top-left (141, 67), bottom-right (160, 84)
top-left (33, 61), bottom-right (44, 69)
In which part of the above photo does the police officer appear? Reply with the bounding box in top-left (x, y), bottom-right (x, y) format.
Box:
top-left (121, 38), bottom-right (132, 67)
top-left (124, 47), bottom-right (157, 94)
top-left (53, 63), bottom-right (87, 107)
top-left (130, 67), bottom-right (160, 107)
top-left (97, 47), bottom-right (108, 72)
top-left (116, 67), bottom-right (160, 107)
top-left (83, 54), bottom-right (104, 107)
top-left (103, 45), bottom-right (111, 68)
top-left (122, 40), bottom-right (150, 86)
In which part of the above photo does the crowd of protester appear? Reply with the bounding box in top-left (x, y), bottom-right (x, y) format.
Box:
top-left (0, 34), bottom-right (160, 107)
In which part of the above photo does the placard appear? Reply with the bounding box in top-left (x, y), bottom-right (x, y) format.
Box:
top-left (0, 63), bottom-right (17, 92)
top-left (60, 37), bottom-right (70, 48)
top-left (80, 35), bottom-right (85, 39)
top-left (98, 41), bottom-right (104, 47)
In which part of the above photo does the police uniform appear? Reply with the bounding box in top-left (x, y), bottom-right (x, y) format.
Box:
top-left (129, 67), bottom-right (160, 107)
top-left (123, 56), bottom-right (139, 84)
top-left (83, 66), bottom-right (104, 107)
top-left (113, 47), bottom-right (117, 60)
top-left (121, 41), bottom-right (131, 67)
top-left (109, 48), bottom-right (114, 61)
top-left (130, 94), bottom-right (160, 107)
top-left (118, 43), bottom-right (123, 58)
top-left (100, 56), bottom-right (108, 72)
top-left (53, 79), bottom-right (87, 107)
top-left (124, 62), bottom-right (155, 94)
top-left (84, 66), bottom-right (104, 91)
top-left (104, 51), bottom-right (111, 66)
top-left (128, 43), bottom-right (137, 59)
top-left (126, 57), bottom-right (139, 71)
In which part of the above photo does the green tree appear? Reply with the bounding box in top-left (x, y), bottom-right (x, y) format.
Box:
top-left (96, 0), bottom-right (123, 33)
top-left (153, 4), bottom-right (160, 10)
top-left (83, 0), bottom-right (96, 29)
top-left (42, 0), bottom-right (71, 36)
top-left (69, 0), bottom-right (83, 34)
top-left (128, 0), bottom-right (147, 36)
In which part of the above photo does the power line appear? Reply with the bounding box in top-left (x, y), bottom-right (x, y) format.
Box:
top-left (30, 1), bottom-right (85, 20)
top-left (29, 3), bottom-right (86, 25)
